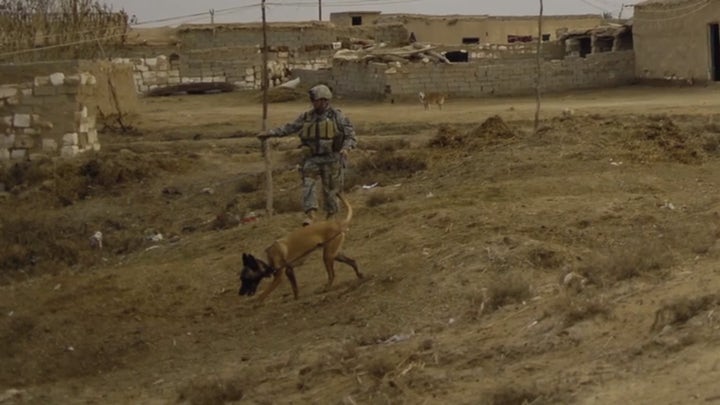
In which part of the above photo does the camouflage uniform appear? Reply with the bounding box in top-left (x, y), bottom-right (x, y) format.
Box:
top-left (266, 107), bottom-right (357, 216)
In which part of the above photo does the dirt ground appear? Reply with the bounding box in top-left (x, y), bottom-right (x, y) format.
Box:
top-left (3, 85), bottom-right (720, 404)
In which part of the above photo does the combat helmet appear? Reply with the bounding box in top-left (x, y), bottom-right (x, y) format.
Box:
top-left (309, 84), bottom-right (332, 101)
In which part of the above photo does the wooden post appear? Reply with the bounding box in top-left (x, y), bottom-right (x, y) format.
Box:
top-left (534, 0), bottom-right (544, 136)
top-left (261, 0), bottom-right (273, 217)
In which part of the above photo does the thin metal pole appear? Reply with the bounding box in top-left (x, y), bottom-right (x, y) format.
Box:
top-left (533, 0), bottom-right (544, 136)
top-left (318, 0), bottom-right (322, 21)
top-left (261, 0), bottom-right (273, 217)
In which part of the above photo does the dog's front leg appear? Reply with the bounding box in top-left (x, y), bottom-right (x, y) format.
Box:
top-left (285, 266), bottom-right (299, 299)
top-left (256, 271), bottom-right (284, 302)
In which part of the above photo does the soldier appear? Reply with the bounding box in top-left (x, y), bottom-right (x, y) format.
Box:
top-left (257, 84), bottom-right (357, 226)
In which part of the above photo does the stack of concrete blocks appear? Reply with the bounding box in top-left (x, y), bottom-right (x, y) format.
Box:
top-left (112, 55), bottom-right (183, 94)
top-left (0, 72), bottom-right (99, 161)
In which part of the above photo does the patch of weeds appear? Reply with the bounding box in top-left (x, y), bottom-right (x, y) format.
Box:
top-left (581, 241), bottom-right (673, 286)
top-left (651, 294), bottom-right (720, 332)
top-left (361, 138), bottom-right (411, 152)
top-left (366, 191), bottom-right (404, 207)
top-left (485, 271), bottom-right (532, 310)
top-left (177, 377), bottom-right (244, 405)
top-left (527, 247), bottom-right (564, 269)
top-left (484, 383), bottom-right (562, 405)
top-left (555, 294), bottom-right (612, 328)
top-left (428, 125), bottom-right (466, 148)
top-left (236, 174), bottom-right (261, 193)
top-left (346, 150), bottom-right (427, 189)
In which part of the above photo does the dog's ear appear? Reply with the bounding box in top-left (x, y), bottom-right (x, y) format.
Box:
top-left (242, 253), bottom-right (259, 269)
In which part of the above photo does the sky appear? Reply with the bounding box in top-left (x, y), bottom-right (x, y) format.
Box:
top-left (103, 0), bottom-right (638, 27)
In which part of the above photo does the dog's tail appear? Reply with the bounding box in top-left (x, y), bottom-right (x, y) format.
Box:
top-left (338, 193), bottom-right (353, 226)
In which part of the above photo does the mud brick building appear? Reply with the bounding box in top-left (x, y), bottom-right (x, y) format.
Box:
top-left (634, 0), bottom-right (720, 83)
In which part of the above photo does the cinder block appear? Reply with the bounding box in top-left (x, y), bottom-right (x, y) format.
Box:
top-left (33, 85), bottom-right (56, 96)
top-left (61, 145), bottom-right (79, 158)
top-left (10, 148), bottom-right (27, 159)
top-left (0, 85), bottom-right (18, 99)
top-left (13, 114), bottom-right (31, 128)
top-left (49, 72), bottom-right (65, 86)
top-left (63, 132), bottom-right (79, 146)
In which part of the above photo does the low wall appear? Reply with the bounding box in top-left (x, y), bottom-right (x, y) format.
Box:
top-left (0, 61), bottom-right (138, 161)
top-left (116, 48), bottom-right (334, 93)
top-left (332, 50), bottom-right (636, 99)
top-left (0, 71), bottom-right (99, 160)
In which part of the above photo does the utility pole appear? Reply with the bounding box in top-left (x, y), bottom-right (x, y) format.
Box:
top-left (261, 0), bottom-right (273, 217)
top-left (209, 8), bottom-right (215, 24)
top-left (534, 0), bottom-right (543, 136)
top-left (318, 0), bottom-right (322, 21)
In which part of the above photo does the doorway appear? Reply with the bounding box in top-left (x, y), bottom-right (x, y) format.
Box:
top-left (710, 23), bottom-right (720, 81)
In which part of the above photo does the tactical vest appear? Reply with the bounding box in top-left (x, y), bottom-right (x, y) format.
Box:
top-left (299, 109), bottom-right (342, 155)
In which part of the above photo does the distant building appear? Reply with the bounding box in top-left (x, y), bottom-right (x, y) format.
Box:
top-left (330, 12), bottom-right (604, 45)
top-left (634, 0), bottom-right (719, 83)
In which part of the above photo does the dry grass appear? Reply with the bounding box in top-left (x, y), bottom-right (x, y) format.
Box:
top-left (555, 294), bottom-right (613, 328)
top-left (176, 377), bottom-right (244, 405)
top-left (580, 240), bottom-right (674, 286)
top-left (485, 271), bottom-right (532, 310)
top-left (651, 294), bottom-right (720, 332)
top-left (365, 191), bottom-right (404, 207)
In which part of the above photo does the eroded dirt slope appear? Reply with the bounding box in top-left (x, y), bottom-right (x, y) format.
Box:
top-left (2, 87), bottom-right (720, 404)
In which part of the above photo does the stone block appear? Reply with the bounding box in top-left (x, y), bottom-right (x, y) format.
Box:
top-left (11, 148), bottom-right (27, 159)
top-left (63, 132), bottom-right (79, 146)
top-left (34, 76), bottom-right (50, 86)
top-left (14, 134), bottom-right (34, 148)
top-left (0, 85), bottom-right (18, 99)
top-left (135, 64), bottom-right (149, 72)
top-left (0, 134), bottom-right (14, 148)
top-left (0, 148), bottom-right (9, 161)
top-left (23, 128), bottom-right (39, 135)
top-left (34, 85), bottom-right (56, 96)
top-left (13, 114), bottom-right (31, 128)
top-left (61, 145), bottom-right (79, 158)
top-left (49, 72), bottom-right (65, 86)
top-left (42, 138), bottom-right (58, 152)
top-left (92, 143), bottom-right (101, 152)
top-left (87, 129), bottom-right (98, 144)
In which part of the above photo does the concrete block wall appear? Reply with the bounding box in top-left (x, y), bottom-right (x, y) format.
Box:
top-left (332, 50), bottom-right (635, 99)
top-left (176, 23), bottom-right (408, 51)
top-left (0, 72), bottom-right (100, 161)
top-left (118, 49), bottom-right (334, 93)
top-left (469, 42), bottom-right (565, 60)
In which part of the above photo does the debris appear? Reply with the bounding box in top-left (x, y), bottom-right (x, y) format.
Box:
top-left (241, 212), bottom-right (258, 224)
top-left (89, 231), bottom-right (103, 249)
top-left (202, 187), bottom-right (214, 195)
top-left (563, 271), bottom-right (588, 291)
top-left (0, 389), bottom-right (25, 403)
top-left (362, 182), bottom-right (379, 189)
top-left (662, 201), bottom-right (676, 210)
top-left (382, 331), bottom-right (415, 345)
top-left (278, 77), bottom-right (300, 89)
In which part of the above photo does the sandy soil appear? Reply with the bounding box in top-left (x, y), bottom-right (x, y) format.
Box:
top-left (2, 85), bottom-right (720, 404)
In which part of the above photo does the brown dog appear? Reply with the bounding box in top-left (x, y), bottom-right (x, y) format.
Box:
top-left (418, 91), bottom-right (446, 110)
top-left (239, 194), bottom-right (362, 302)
